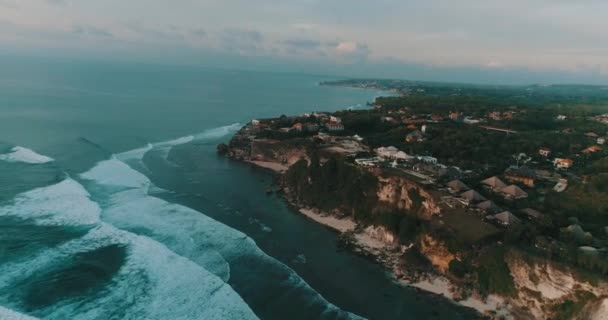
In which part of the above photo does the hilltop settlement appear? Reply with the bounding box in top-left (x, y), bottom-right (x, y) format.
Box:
top-left (219, 80), bottom-right (608, 320)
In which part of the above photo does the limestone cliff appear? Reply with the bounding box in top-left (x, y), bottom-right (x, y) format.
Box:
top-left (376, 175), bottom-right (442, 219)
top-left (505, 251), bottom-right (608, 319)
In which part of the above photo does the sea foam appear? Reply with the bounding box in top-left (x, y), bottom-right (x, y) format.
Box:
top-left (0, 179), bottom-right (100, 227)
top-left (78, 129), bottom-right (364, 320)
top-left (0, 146), bottom-right (54, 164)
top-left (0, 306), bottom-right (39, 320)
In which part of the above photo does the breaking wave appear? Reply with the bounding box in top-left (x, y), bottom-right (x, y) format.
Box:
top-left (0, 146), bottom-right (54, 164)
top-left (0, 125), bottom-right (362, 320)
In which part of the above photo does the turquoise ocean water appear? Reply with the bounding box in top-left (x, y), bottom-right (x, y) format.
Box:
top-left (0, 56), bottom-right (480, 319)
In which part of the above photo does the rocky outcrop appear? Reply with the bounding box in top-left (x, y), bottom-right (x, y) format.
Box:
top-left (376, 175), bottom-right (442, 219)
top-left (506, 251), bottom-right (608, 319)
top-left (419, 234), bottom-right (457, 274)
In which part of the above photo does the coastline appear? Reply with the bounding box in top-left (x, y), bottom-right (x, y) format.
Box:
top-left (243, 158), bottom-right (505, 318)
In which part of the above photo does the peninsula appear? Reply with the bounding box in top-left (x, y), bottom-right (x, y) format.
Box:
top-left (219, 80), bottom-right (608, 320)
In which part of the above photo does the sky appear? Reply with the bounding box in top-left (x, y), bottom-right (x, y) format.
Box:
top-left (1, 0), bottom-right (608, 84)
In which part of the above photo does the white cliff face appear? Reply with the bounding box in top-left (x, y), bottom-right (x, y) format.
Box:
top-left (376, 176), bottom-right (441, 218)
top-left (507, 252), bottom-right (608, 319)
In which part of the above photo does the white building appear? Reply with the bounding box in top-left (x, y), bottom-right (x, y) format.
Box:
top-left (376, 146), bottom-right (398, 159)
top-left (330, 116), bottom-right (342, 123)
top-left (251, 119), bottom-right (260, 126)
top-left (598, 137), bottom-right (606, 145)
top-left (556, 115), bottom-right (567, 121)
top-left (418, 156), bottom-right (438, 164)
top-left (393, 151), bottom-right (415, 161)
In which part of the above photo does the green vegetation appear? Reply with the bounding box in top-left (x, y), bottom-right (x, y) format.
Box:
top-left (552, 291), bottom-right (596, 320)
top-left (285, 154), bottom-right (378, 219)
top-left (476, 246), bottom-right (516, 297)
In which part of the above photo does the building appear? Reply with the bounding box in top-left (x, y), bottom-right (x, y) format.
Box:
top-left (494, 211), bottom-right (521, 226)
top-left (553, 178), bottom-right (568, 192)
top-left (521, 208), bottom-right (543, 219)
top-left (598, 137), bottom-right (606, 145)
top-left (477, 200), bottom-right (502, 214)
top-left (585, 132), bottom-right (599, 138)
top-left (554, 158), bottom-right (574, 169)
top-left (406, 130), bottom-right (424, 142)
top-left (556, 115), bottom-right (567, 121)
top-left (460, 190), bottom-right (487, 203)
top-left (481, 176), bottom-right (507, 191)
top-left (463, 117), bottom-right (481, 124)
top-left (539, 147), bottom-right (551, 157)
top-left (292, 123), bottom-right (303, 132)
top-left (418, 156), bottom-right (438, 164)
top-left (447, 180), bottom-right (470, 193)
top-left (330, 116), bottom-right (342, 124)
top-left (582, 145), bottom-right (603, 154)
top-left (326, 122), bottom-right (344, 132)
top-left (376, 146), bottom-right (399, 159)
top-left (449, 112), bottom-right (463, 121)
top-left (305, 123), bottom-right (320, 132)
top-left (251, 119), bottom-right (260, 126)
top-left (501, 185), bottom-right (528, 199)
top-left (393, 151), bottom-right (415, 161)
top-left (504, 166), bottom-right (536, 187)
top-left (488, 111), bottom-right (502, 121)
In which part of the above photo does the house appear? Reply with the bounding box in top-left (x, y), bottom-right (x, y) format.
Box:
top-left (292, 123), bottom-right (303, 132)
top-left (477, 200), bottom-right (502, 214)
top-left (352, 134), bottom-right (364, 142)
top-left (554, 158), bottom-right (574, 169)
top-left (326, 122), bottom-right (344, 132)
top-left (279, 127), bottom-right (292, 133)
top-left (251, 119), bottom-right (260, 126)
top-left (521, 208), bottom-right (543, 219)
top-left (481, 176), bottom-right (507, 191)
top-left (305, 123), bottom-right (320, 132)
top-left (430, 115), bottom-right (444, 122)
top-left (449, 112), bottom-right (463, 121)
top-left (488, 111), bottom-right (502, 121)
top-left (393, 151), bottom-right (415, 161)
top-left (406, 131), bottom-right (425, 142)
top-left (582, 145), bottom-right (603, 154)
top-left (463, 117), bottom-right (481, 124)
top-left (553, 178), bottom-right (568, 192)
top-left (418, 156), bottom-right (438, 164)
top-left (501, 185), bottom-right (528, 199)
top-left (447, 179), bottom-right (470, 193)
top-left (556, 115), bottom-right (567, 121)
top-left (502, 112), bottom-right (515, 120)
top-left (460, 190), bottom-right (487, 203)
top-left (376, 146), bottom-right (399, 159)
top-left (504, 166), bottom-right (536, 187)
top-left (494, 211), bottom-right (521, 226)
top-left (330, 116), bottom-right (342, 123)
top-left (585, 132), bottom-right (599, 138)
top-left (539, 147), bottom-right (551, 157)
top-left (598, 137), bottom-right (606, 145)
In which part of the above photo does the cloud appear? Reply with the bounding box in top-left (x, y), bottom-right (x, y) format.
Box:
top-left (332, 41), bottom-right (370, 61)
top-left (219, 28), bottom-right (264, 54)
top-left (72, 24), bottom-right (113, 38)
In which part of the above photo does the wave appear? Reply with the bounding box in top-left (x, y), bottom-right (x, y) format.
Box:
top-left (0, 306), bottom-right (39, 320)
top-left (79, 139), bottom-right (363, 320)
top-left (0, 179), bottom-right (100, 227)
top-left (0, 178), bottom-right (258, 319)
top-left (0, 147), bottom-right (54, 164)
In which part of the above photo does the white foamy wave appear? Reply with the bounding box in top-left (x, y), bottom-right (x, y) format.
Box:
top-left (193, 123), bottom-right (241, 140)
top-left (0, 306), bottom-right (39, 320)
top-left (0, 146), bottom-right (54, 164)
top-left (80, 158), bottom-right (151, 191)
top-left (0, 224), bottom-right (258, 320)
top-left (0, 179), bottom-right (100, 227)
top-left (80, 153), bottom-right (364, 319)
top-left (115, 143), bottom-right (153, 162)
top-left (113, 123), bottom-right (242, 163)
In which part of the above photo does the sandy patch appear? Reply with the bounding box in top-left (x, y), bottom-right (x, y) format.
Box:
top-left (246, 160), bottom-right (289, 173)
top-left (299, 208), bottom-right (356, 233)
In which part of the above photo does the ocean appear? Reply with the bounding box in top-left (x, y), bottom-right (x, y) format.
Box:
top-left (0, 56), bottom-right (480, 320)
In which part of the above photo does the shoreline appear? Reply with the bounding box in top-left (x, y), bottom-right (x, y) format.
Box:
top-left (240, 156), bottom-right (506, 318)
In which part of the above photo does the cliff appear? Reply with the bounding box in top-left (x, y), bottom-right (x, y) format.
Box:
top-left (376, 174), bottom-right (442, 219)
